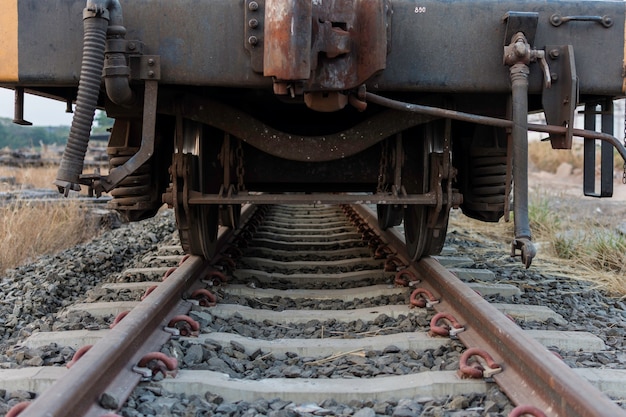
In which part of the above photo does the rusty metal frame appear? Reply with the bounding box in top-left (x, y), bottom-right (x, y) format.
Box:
top-left (159, 95), bottom-right (436, 162)
top-left (95, 79), bottom-right (158, 193)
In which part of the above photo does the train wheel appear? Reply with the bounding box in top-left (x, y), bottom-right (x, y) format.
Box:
top-left (403, 205), bottom-right (429, 259)
top-left (377, 204), bottom-right (403, 230)
top-left (220, 204), bottom-right (241, 228)
top-left (402, 121), bottom-right (450, 261)
top-left (174, 120), bottom-right (220, 259)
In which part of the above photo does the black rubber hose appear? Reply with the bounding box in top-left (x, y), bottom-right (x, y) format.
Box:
top-left (55, 13), bottom-right (108, 193)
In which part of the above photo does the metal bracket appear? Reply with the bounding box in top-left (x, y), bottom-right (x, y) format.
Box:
top-left (503, 11), bottom-right (538, 46)
top-left (12, 87), bottom-right (32, 126)
top-left (244, 0), bottom-right (265, 72)
top-left (583, 99), bottom-right (614, 197)
top-left (542, 45), bottom-right (578, 149)
top-left (130, 55), bottom-right (161, 81)
top-left (92, 79), bottom-right (158, 193)
top-left (550, 14), bottom-right (613, 28)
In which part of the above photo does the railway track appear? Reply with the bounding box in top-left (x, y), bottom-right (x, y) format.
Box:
top-left (1, 204), bottom-right (625, 417)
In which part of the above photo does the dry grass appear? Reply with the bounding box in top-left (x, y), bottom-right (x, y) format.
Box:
top-left (528, 141), bottom-right (584, 173)
top-left (1, 165), bottom-right (103, 271)
top-left (0, 200), bottom-right (99, 272)
top-left (0, 165), bottom-right (59, 191)
top-left (529, 140), bottom-right (625, 173)
top-left (450, 191), bottom-right (626, 297)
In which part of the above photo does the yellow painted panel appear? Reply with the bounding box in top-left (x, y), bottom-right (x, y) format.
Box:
top-left (0, 0), bottom-right (19, 82)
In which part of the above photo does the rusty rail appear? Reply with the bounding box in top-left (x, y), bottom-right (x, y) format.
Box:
top-left (351, 204), bottom-right (626, 417)
top-left (18, 205), bottom-right (257, 417)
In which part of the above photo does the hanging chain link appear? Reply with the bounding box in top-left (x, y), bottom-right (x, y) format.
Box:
top-left (622, 99), bottom-right (626, 184)
top-left (377, 139), bottom-right (389, 193)
top-left (236, 139), bottom-right (246, 191)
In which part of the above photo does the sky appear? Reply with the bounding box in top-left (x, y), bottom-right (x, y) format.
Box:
top-left (0, 87), bottom-right (74, 126)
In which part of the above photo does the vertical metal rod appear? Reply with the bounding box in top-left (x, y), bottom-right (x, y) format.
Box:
top-left (509, 62), bottom-right (536, 268)
top-left (12, 87), bottom-right (32, 126)
top-left (600, 98), bottom-right (614, 196)
top-left (583, 103), bottom-right (597, 194)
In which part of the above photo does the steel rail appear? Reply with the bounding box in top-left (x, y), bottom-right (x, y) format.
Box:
top-left (18, 205), bottom-right (257, 417)
top-left (351, 204), bottom-right (626, 417)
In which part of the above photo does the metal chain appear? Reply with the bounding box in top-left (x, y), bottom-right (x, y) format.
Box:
top-left (236, 139), bottom-right (246, 191)
top-left (623, 99), bottom-right (626, 184)
top-left (377, 140), bottom-right (389, 193)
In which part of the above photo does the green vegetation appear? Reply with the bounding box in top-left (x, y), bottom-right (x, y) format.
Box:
top-left (0, 111), bottom-right (113, 149)
top-left (0, 117), bottom-right (70, 149)
top-left (527, 193), bottom-right (626, 295)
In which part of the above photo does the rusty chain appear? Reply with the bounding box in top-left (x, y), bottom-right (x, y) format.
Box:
top-left (377, 139), bottom-right (389, 193)
top-left (236, 139), bottom-right (246, 191)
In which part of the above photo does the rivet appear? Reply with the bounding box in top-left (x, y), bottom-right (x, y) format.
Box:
top-left (549, 49), bottom-right (560, 59)
top-left (248, 1), bottom-right (259, 11)
top-left (248, 36), bottom-right (258, 46)
top-left (249, 19), bottom-right (259, 28)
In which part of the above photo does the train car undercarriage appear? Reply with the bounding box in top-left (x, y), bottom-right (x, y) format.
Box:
top-left (1, 0), bottom-right (626, 267)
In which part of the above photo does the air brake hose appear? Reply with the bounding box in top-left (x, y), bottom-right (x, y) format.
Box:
top-left (55, 0), bottom-right (127, 194)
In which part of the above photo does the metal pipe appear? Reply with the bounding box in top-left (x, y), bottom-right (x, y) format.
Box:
top-left (509, 62), bottom-right (536, 267)
top-left (364, 92), bottom-right (626, 163)
top-left (54, 0), bottom-right (126, 195)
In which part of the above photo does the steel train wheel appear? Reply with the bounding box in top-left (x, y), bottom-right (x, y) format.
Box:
top-left (174, 120), bottom-right (220, 259)
top-left (220, 204), bottom-right (241, 228)
top-left (377, 204), bottom-right (403, 230)
top-left (402, 121), bottom-right (450, 261)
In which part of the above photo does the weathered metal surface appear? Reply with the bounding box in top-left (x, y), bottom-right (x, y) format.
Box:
top-left (2, 0), bottom-right (624, 95)
top-left (159, 94), bottom-right (434, 162)
top-left (263, 0), bottom-right (313, 81)
top-left (542, 45), bottom-right (577, 149)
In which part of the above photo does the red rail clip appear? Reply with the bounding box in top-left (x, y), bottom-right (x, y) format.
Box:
top-left (141, 285), bottom-right (158, 300)
top-left (409, 288), bottom-right (439, 308)
top-left (191, 288), bottom-right (217, 307)
top-left (384, 256), bottom-right (405, 272)
top-left (66, 345), bottom-right (93, 369)
top-left (508, 405), bottom-right (548, 417)
top-left (136, 352), bottom-right (178, 380)
top-left (6, 401), bottom-right (30, 417)
top-left (167, 315), bottom-right (200, 337)
top-left (109, 310), bottom-right (130, 329)
top-left (429, 312), bottom-right (465, 337)
top-left (162, 267), bottom-right (177, 280)
top-left (203, 270), bottom-right (228, 287)
top-left (458, 347), bottom-right (502, 379)
top-left (394, 269), bottom-right (419, 287)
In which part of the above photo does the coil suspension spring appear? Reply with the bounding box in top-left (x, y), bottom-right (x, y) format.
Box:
top-left (468, 148), bottom-right (509, 210)
top-left (108, 147), bottom-right (153, 208)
